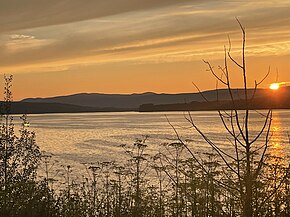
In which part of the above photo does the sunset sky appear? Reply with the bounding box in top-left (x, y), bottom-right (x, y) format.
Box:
top-left (0, 0), bottom-right (290, 100)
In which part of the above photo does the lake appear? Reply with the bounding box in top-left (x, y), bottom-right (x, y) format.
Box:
top-left (12, 110), bottom-right (290, 178)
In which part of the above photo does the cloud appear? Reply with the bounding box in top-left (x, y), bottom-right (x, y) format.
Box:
top-left (5, 34), bottom-right (54, 52)
top-left (10, 34), bottom-right (35, 40)
top-left (0, 0), bottom-right (193, 33)
top-left (1, 0), bottom-right (290, 73)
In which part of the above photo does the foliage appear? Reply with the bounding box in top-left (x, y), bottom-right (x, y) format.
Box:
top-left (0, 75), bottom-right (43, 216)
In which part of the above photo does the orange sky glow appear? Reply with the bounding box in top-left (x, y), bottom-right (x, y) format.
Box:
top-left (0, 0), bottom-right (290, 100)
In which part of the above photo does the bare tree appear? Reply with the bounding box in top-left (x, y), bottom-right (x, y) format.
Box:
top-left (166, 20), bottom-right (290, 217)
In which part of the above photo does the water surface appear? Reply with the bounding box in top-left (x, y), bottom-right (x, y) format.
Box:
top-left (13, 110), bottom-right (290, 175)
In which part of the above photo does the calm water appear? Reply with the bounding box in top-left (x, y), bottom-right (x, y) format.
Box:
top-left (13, 110), bottom-right (290, 175)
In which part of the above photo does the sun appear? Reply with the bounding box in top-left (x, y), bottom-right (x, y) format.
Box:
top-left (269, 83), bottom-right (280, 90)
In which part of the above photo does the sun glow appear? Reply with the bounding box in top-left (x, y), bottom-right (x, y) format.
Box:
top-left (269, 83), bottom-right (280, 90)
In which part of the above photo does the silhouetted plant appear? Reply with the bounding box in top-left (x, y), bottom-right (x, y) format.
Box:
top-left (169, 20), bottom-right (290, 217)
top-left (121, 136), bottom-right (151, 217)
top-left (0, 75), bottom-right (43, 217)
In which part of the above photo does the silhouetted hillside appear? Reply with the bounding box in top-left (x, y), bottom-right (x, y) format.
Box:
top-left (2, 102), bottom-right (131, 114)
top-left (139, 86), bottom-right (290, 111)
top-left (11, 86), bottom-right (289, 113)
top-left (22, 87), bottom-right (288, 109)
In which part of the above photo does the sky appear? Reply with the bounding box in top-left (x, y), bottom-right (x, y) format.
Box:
top-left (0, 0), bottom-right (290, 100)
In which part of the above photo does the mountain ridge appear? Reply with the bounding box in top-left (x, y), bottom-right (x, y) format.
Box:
top-left (13, 86), bottom-right (288, 114)
top-left (22, 87), bottom-right (288, 109)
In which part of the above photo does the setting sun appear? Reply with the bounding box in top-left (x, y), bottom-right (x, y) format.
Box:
top-left (269, 83), bottom-right (280, 90)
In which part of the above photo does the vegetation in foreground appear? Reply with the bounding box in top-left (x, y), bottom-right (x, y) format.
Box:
top-left (0, 23), bottom-right (289, 217)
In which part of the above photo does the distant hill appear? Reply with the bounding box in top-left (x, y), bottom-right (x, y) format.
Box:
top-left (139, 97), bottom-right (290, 112)
top-left (5, 86), bottom-right (286, 114)
top-left (22, 87), bottom-right (287, 109)
top-left (2, 102), bottom-right (131, 114)
top-left (140, 86), bottom-right (290, 111)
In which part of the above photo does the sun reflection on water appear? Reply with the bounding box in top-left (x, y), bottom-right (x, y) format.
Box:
top-left (269, 113), bottom-right (288, 166)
